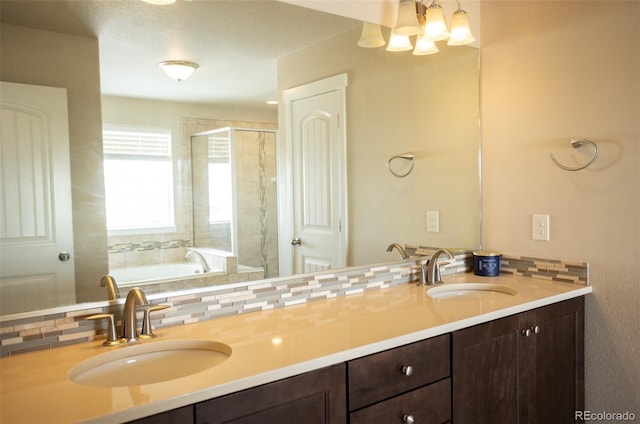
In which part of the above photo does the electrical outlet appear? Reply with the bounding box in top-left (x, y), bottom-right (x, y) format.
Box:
top-left (427, 210), bottom-right (439, 233)
top-left (532, 214), bottom-right (550, 241)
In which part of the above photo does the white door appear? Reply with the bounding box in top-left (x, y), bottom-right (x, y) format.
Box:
top-left (281, 74), bottom-right (348, 275)
top-left (0, 81), bottom-right (76, 314)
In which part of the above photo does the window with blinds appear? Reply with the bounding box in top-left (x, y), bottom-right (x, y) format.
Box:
top-left (207, 133), bottom-right (233, 224)
top-left (102, 125), bottom-right (176, 233)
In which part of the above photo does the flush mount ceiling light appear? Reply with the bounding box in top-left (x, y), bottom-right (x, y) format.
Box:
top-left (357, 0), bottom-right (475, 56)
top-left (159, 60), bottom-right (199, 82)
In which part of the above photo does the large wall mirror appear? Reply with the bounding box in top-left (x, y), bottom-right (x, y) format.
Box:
top-left (0, 0), bottom-right (480, 316)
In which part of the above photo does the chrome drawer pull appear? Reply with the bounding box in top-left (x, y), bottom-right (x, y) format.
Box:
top-left (402, 414), bottom-right (415, 424)
top-left (401, 365), bottom-right (414, 376)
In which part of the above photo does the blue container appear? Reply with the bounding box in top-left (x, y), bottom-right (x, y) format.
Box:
top-left (473, 250), bottom-right (501, 277)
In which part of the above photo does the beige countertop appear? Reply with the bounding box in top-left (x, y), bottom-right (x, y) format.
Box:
top-left (0, 274), bottom-right (591, 423)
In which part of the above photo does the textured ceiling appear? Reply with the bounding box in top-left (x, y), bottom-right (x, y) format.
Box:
top-left (0, 0), bottom-right (359, 107)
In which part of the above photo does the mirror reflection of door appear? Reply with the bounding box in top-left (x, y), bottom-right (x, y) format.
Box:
top-left (0, 82), bottom-right (76, 314)
top-left (287, 74), bottom-right (348, 274)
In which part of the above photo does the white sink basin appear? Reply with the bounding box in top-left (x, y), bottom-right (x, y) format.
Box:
top-left (69, 339), bottom-right (231, 387)
top-left (427, 283), bottom-right (517, 300)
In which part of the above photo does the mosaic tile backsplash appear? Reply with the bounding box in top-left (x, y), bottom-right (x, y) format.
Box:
top-left (0, 250), bottom-right (588, 357)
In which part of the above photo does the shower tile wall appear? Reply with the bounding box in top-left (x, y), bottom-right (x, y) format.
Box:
top-left (235, 130), bottom-right (279, 278)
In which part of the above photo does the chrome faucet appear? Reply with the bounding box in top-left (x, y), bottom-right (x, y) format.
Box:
top-left (386, 243), bottom-right (409, 260)
top-left (99, 275), bottom-right (120, 300)
top-left (121, 288), bottom-right (149, 342)
top-left (185, 250), bottom-right (211, 273)
top-left (421, 248), bottom-right (455, 285)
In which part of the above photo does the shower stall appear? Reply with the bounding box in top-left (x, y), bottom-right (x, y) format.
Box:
top-left (191, 127), bottom-right (278, 279)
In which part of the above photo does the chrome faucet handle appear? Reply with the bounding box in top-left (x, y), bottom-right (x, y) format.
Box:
top-left (425, 248), bottom-right (455, 285)
top-left (99, 275), bottom-right (120, 300)
top-left (121, 288), bottom-right (149, 342)
top-left (138, 304), bottom-right (170, 339)
top-left (433, 261), bottom-right (451, 284)
top-left (419, 264), bottom-right (429, 286)
top-left (86, 313), bottom-right (126, 346)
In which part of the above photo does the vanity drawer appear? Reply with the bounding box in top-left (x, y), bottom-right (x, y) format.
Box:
top-left (348, 334), bottom-right (450, 410)
top-left (350, 378), bottom-right (451, 424)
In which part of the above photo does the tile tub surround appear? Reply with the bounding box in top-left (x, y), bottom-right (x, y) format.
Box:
top-left (0, 252), bottom-right (589, 357)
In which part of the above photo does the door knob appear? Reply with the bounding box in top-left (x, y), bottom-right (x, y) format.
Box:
top-left (291, 238), bottom-right (301, 246)
top-left (58, 251), bottom-right (71, 261)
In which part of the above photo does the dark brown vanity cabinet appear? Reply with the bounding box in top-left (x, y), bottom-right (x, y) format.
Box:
top-left (452, 297), bottom-right (585, 424)
top-left (128, 405), bottom-right (194, 424)
top-left (348, 334), bottom-right (452, 424)
top-left (195, 363), bottom-right (346, 424)
top-left (129, 297), bottom-right (585, 424)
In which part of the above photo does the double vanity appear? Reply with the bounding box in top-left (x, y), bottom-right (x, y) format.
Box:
top-left (0, 271), bottom-right (591, 423)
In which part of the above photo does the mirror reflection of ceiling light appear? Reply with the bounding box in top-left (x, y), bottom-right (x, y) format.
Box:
top-left (158, 60), bottom-right (199, 82)
top-left (358, 0), bottom-right (475, 56)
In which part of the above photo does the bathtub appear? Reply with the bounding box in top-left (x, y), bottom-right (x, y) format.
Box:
top-left (111, 263), bottom-right (224, 287)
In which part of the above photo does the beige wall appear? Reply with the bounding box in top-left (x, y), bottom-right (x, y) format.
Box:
top-left (481, 1), bottom-right (639, 414)
top-left (278, 28), bottom-right (481, 266)
top-left (101, 96), bottom-right (277, 131)
top-left (0, 23), bottom-right (108, 303)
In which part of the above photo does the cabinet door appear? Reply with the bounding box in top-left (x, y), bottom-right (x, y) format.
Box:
top-left (522, 296), bottom-right (585, 423)
top-left (453, 297), bottom-right (585, 424)
top-left (127, 405), bottom-right (194, 424)
top-left (195, 364), bottom-right (346, 424)
top-left (452, 314), bottom-right (520, 423)
top-left (350, 378), bottom-right (451, 424)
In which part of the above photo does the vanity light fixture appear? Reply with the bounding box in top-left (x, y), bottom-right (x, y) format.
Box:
top-left (357, 0), bottom-right (475, 56)
top-left (413, 36), bottom-right (439, 55)
top-left (386, 33), bottom-right (414, 52)
top-left (159, 60), bottom-right (199, 82)
top-left (447, 7), bottom-right (475, 46)
top-left (393, 0), bottom-right (423, 36)
top-left (357, 22), bottom-right (386, 48)
top-left (423, 1), bottom-right (450, 42)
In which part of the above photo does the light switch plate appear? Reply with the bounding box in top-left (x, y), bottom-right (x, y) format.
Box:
top-left (427, 211), bottom-right (439, 233)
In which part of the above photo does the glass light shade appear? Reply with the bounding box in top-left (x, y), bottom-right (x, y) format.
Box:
top-left (413, 36), bottom-right (439, 55)
top-left (159, 61), bottom-right (199, 82)
top-left (447, 10), bottom-right (475, 46)
top-left (142, 0), bottom-right (175, 4)
top-left (357, 23), bottom-right (386, 48)
top-left (393, 0), bottom-right (422, 36)
top-left (423, 4), bottom-right (450, 41)
top-left (386, 34), bottom-right (413, 52)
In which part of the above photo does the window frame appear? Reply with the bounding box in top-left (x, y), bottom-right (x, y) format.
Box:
top-left (102, 124), bottom-right (178, 236)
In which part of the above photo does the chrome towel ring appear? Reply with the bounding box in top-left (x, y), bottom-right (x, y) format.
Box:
top-left (387, 152), bottom-right (415, 178)
top-left (550, 139), bottom-right (599, 171)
